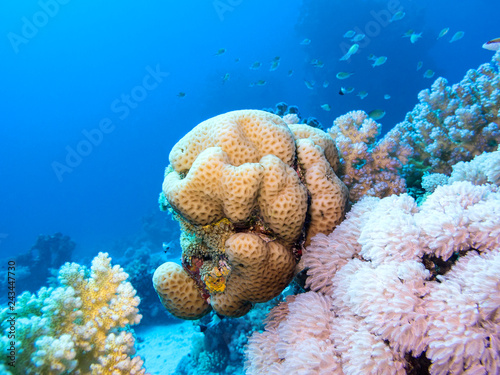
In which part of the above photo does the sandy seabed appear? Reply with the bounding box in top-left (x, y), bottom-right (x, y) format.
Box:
top-left (135, 321), bottom-right (198, 375)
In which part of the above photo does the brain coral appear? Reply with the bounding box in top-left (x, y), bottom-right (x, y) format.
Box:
top-left (153, 110), bottom-right (348, 319)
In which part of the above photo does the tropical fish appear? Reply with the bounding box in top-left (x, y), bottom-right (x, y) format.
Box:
top-left (163, 241), bottom-right (174, 253)
top-left (250, 61), bottom-right (261, 70)
top-left (482, 37), bottom-right (500, 51)
top-left (215, 48), bottom-right (226, 56)
top-left (311, 59), bottom-right (324, 68)
top-left (234, 58), bottom-right (240, 62)
top-left (288, 70), bottom-right (294, 76)
top-left (300, 38), bottom-right (311, 45)
top-left (336, 71), bottom-right (354, 79)
top-left (343, 30), bottom-right (356, 38)
top-left (272, 56), bottom-right (281, 61)
top-left (410, 32), bottom-right (422, 43)
top-left (304, 80), bottom-right (315, 89)
top-left (351, 34), bottom-right (366, 42)
top-left (222, 73), bottom-right (230, 83)
top-left (320, 104), bottom-right (331, 111)
top-left (270, 60), bottom-right (280, 71)
top-left (367, 54), bottom-right (377, 61)
top-left (372, 56), bottom-right (387, 67)
top-left (437, 28), bottom-right (449, 39)
top-left (384, 94), bottom-right (391, 100)
top-left (339, 87), bottom-right (354, 95)
top-left (416, 61), bottom-right (423, 71)
top-left (449, 31), bottom-right (464, 43)
top-left (402, 29), bottom-right (415, 38)
top-left (357, 91), bottom-right (368, 99)
top-left (423, 69), bottom-right (435, 78)
top-left (390, 11), bottom-right (405, 22)
top-left (255, 80), bottom-right (266, 86)
top-left (368, 109), bottom-right (386, 120)
top-left (340, 44), bottom-right (359, 61)
top-left (323, 81), bottom-right (330, 88)
top-left (177, 92), bottom-right (186, 98)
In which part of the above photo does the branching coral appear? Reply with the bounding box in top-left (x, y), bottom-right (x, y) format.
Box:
top-left (392, 50), bottom-right (500, 186)
top-left (153, 110), bottom-right (348, 319)
top-left (0, 252), bottom-right (147, 375)
top-left (330, 52), bottom-right (500, 201)
top-left (245, 155), bottom-right (500, 374)
top-left (329, 110), bottom-right (409, 202)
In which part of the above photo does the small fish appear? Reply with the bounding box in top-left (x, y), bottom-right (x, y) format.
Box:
top-left (300, 38), bottom-right (311, 45)
top-left (482, 37), bottom-right (500, 51)
top-left (423, 69), bottom-right (435, 78)
top-left (255, 80), bottom-right (266, 86)
top-left (215, 48), bottom-right (226, 56)
top-left (351, 34), bottom-right (366, 42)
top-left (222, 73), bottom-right (230, 83)
top-left (304, 80), bottom-right (315, 89)
top-left (368, 109), bottom-right (386, 120)
top-left (250, 61), bottom-right (261, 70)
top-left (416, 61), bottom-right (423, 71)
top-left (384, 94), bottom-right (391, 100)
top-left (270, 60), bottom-right (280, 71)
top-left (336, 71), bottom-right (354, 79)
top-left (177, 92), bottom-right (186, 98)
top-left (234, 58), bottom-right (240, 63)
top-left (272, 56), bottom-right (281, 62)
top-left (311, 59), bottom-right (324, 68)
top-left (367, 53), bottom-right (377, 61)
top-left (437, 28), bottom-right (449, 39)
top-left (323, 81), bottom-right (329, 88)
top-left (390, 11), bottom-right (405, 22)
top-left (340, 43), bottom-right (359, 61)
top-left (288, 70), bottom-right (294, 76)
top-left (372, 56), bottom-right (387, 67)
top-left (343, 30), bottom-right (356, 38)
top-left (321, 104), bottom-right (331, 111)
top-left (449, 31), bottom-right (464, 43)
top-left (402, 29), bottom-right (415, 38)
top-left (410, 32), bottom-right (422, 43)
top-left (339, 87), bottom-right (354, 95)
top-left (357, 91), bottom-right (368, 99)
top-left (163, 241), bottom-right (174, 253)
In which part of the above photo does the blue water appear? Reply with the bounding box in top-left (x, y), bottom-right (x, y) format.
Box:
top-left (1, 0), bottom-right (498, 256)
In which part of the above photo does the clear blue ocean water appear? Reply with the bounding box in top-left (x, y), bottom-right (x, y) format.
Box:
top-left (1, 0), bottom-right (498, 257)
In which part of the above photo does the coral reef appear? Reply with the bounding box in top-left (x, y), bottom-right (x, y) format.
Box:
top-left (263, 102), bottom-right (324, 130)
top-left (392, 50), bottom-right (500, 187)
top-left (245, 156), bottom-right (500, 374)
top-left (0, 252), bottom-right (147, 374)
top-left (153, 109), bottom-right (348, 319)
top-left (14, 233), bottom-right (75, 293)
top-left (329, 110), bottom-right (409, 203)
top-left (329, 52), bottom-right (500, 202)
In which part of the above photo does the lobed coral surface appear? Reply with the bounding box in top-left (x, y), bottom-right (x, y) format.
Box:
top-left (153, 109), bottom-right (348, 319)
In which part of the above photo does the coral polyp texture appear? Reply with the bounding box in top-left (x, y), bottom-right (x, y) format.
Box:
top-left (0, 252), bottom-right (147, 375)
top-left (154, 109), bottom-right (348, 319)
top-left (392, 50), bottom-right (500, 185)
top-left (245, 153), bottom-right (500, 374)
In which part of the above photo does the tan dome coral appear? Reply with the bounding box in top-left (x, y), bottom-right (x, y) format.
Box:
top-left (153, 109), bottom-right (348, 319)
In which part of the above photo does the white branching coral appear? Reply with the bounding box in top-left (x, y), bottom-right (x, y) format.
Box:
top-left (245, 170), bottom-right (500, 374)
top-left (0, 252), bottom-right (147, 375)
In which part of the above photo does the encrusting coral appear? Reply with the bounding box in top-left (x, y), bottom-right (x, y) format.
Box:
top-left (244, 151), bottom-right (500, 374)
top-left (153, 109), bottom-right (348, 319)
top-left (0, 252), bottom-right (148, 375)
